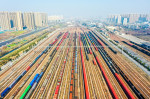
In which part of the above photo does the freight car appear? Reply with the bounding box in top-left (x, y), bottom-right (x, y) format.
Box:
top-left (25, 72), bottom-right (44, 99)
top-left (130, 41), bottom-right (150, 51)
top-left (81, 34), bottom-right (89, 61)
top-left (1, 88), bottom-right (11, 98)
top-left (108, 46), bottom-right (117, 54)
top-left (89, 32), bottom-right (117, 54)
top-left (123, 41), bottom-right (150, 56)
top-left (114, 40), bottom-right (119, 43)
top-left (20, 74), bottom-right (39, 99)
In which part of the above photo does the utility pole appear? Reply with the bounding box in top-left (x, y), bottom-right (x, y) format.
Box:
top-left (121, 45), bottom-right (123, 54)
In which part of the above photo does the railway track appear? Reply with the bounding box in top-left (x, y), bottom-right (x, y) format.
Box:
top-left (84, 32), bottom-right (113, 99)
top-left (1, 32), bottom-right (59, 96)
top-left (2, 31), bottom-right (63, 99)
top-left (0, 31), bottom-right (57, 78)
top-left (0, 26), bottom-right (149, 99)
top-left (106, 49), bottom-right (150, 98)
top-left (30, 33), bottom-right (69, 99)
top-left (93, 30), bottom-right (149, 98)
top-left (86, 32), bottom-right (128, 98)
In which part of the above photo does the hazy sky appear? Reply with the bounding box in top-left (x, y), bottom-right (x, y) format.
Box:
top-left (0, 0), bottom-right (150, 18)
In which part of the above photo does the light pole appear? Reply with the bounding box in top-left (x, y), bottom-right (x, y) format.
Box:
top-left (121, 45), bottom-right (123, 54)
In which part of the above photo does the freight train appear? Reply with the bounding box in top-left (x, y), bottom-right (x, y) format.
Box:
top-left (130, 41), bottom-right (150, 51)
top-left (87, 31), bottom-right (144, 99)
top-left (122, 41), bottom-right (150, 56)
top-left (0, 32), bottom-right (63, 98)
top-left (89, 31), bottom-right (117, 54)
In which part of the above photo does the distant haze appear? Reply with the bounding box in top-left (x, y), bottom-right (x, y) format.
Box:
top-left (0, 0), bottom-right (150, 18)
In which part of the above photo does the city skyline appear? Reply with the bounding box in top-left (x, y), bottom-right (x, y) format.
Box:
top-left (0, 0), bottom-right (150, 18)
top-left (107, 14), bottom-right (150, 25)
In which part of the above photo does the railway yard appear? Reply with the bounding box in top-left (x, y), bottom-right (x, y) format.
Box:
top-left (0, 26), bottom-right (150, 99)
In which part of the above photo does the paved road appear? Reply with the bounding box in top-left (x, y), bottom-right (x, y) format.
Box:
top-left (0, 27), bottom-right (48, 47)
top-left (93, 29), bottom-right (150, 76)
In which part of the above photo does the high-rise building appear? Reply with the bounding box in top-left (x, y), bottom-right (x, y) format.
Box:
top-left (117, 15), bottom-right (122, 24)
top-left (0, 12), bottom-right (23, 30)
top-left (34, 12), bottom-right (48, 28)
top-left (129, 14), bottom-right (140, 23)
top-left (0, 12), bottom-right (10, 30)
top-left (0, 11), bottom-right (48, 30)
top-left (147, 14), bottom-right (150, 21)
top-left (123, 18), bottom-right (128, 25)
top-left (9, 12), bottom-right (23, 30)
top-left (40, 13), bottom-right (48, 26)
top-left (23, 12), bottom-right (35, 30)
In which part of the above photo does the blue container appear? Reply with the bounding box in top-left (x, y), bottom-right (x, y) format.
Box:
top-left (9, 72), bottom-right (25, 88)
top-left (1, 87), bottom-right (11, 98)
top-left (16, 75), bottom-right (22, 82)
top-left (37, 56), bottom-right (40, 58)
top-left (35, 77), bottom-right (41, 83)
top-left (29, 74), bottom-right (39, 86)
top-left (36, 72), bottom-right (44, 83)
top-left (9, 80), bottom-right (17, 88)
top-left (38, 55), bottom-right (41, 58)
top-left (21, 70), bottom-right (27, 76)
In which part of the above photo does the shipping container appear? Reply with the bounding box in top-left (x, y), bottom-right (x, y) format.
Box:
top-left (29, 74), bottom-right (39, 86)
top-left (1, 87), bottom-right (11, 98)
top-left (20, 85), bottom-right (31, 99)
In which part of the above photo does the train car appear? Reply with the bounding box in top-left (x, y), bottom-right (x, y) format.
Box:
top-left (114, 40), bottom-right (119, 43)
top-left (20, 74), bottom-right (39, 99)
top-left (9, 75), bottom-right (22, 88)
top-left (20, 85), bottom-right (31, 99)
top-left (109, 47), bottom-right (117, 54)
top-left (20, 70), bottom-right (27, 76)
top-left (85, 54), bottom-right (89, 61)
top-left (29, 63), bottom-right (34, 67)
top-left (26, 66), bottom-right (30, 71)
top-left (122, 41), bottom-right (134, 46)
top-left (25, 72), bottom-right (43, 99)
top-left (36, 72), bottom-right (44, 83)
top-left (29, 74), bottom-right (39, 86)
top-left (93, 58), bottom-right (96, 65)
top-left (126, 41), bottom-right (150, 56)
top-left (1, 87), bottom-right (11, 98)
top-left (128, 43), bottom-right (133, 46)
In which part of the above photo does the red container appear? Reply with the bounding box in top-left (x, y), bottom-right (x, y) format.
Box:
top-left (128, 43), bottom-right (133, 46)
top-left (95, 56), bottom-right (118, 99)
top-left (26, 66), bottom-right (30, 71)
top-left (55, 86), bottom-right (60, 94)
top-left (115, 73), bottom-right (135, 99)
top-left (97, 39), bottom-right (105, 48)
top-left (93, 58), bottom-right (96, 65)
top-left (93, 44), bottom-right (98, 51)
top-left (53, 94), bottom-right (58, 99)
top-left (89, 48), bottom-right (92, 54)
top-left (79, 34), bottom-right (90, 99)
